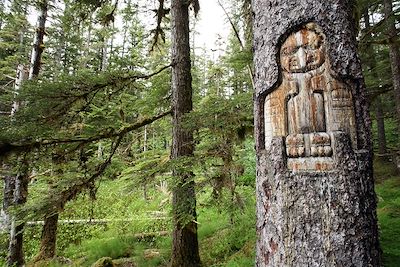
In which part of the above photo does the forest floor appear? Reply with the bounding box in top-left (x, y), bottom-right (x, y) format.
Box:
top-left (374, 158), bottom-right (400, 267)
top-left (1, 158), bottom-right (399, 267)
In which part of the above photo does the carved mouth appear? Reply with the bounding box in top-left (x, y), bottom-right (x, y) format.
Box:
top-left (284, 62), bottom-right (324, 73)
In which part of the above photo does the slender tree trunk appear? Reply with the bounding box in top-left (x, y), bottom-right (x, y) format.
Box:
top-left (0, 0), bottom-right (4, 30)
top-left (121, 23), bottom-right (128, 58)
top-left (34, 154), bottom-right (63, 263)
top-left (31, 3), bottom-right (56, 261)
top-left (375, 96), bottom-right (387, 154)
top-left (29, 0), bottom-right (48, 79)
top-left (0, 166), bottom-right (15, 234)
top-left (383, 0), bottom-right (400, 131)
top-left (8, 2), bottom-right (49, 265)
top-left (81, 15), bottom-right (92, 68)
top-left (144, 125), bottom-right (148, 152)
top-left (33, 213), bottom-right (59, 262)
top-left (363, 9), bottom-right (387, 155)
top-left (7, 159), bottom-right (29, 267)
top-left (6, 64), bottom-right (28, 267)
top-left (252, 1), bottom-right (380, 266)
top-left (170, 0), bottom-right (200, 266)
top-left (143, 126), bottom-right (148, 200)
top-left (222, 147), bottom-right (237, 224)
top-left (101, 39), bottom-right (108, 71)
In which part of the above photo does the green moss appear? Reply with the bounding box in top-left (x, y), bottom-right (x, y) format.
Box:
top-left (374, 159), bottom-right (399, 183)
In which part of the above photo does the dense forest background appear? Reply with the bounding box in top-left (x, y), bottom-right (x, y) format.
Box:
top-left (0, 0), bottom-right (399, 266)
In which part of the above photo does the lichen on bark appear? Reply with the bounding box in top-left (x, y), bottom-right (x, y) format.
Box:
top-left (252, 1), bottom-right (381, 266)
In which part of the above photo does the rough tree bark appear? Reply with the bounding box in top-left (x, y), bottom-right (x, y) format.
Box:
top-left (33, 213), bottom-right (59, 262)
top-left (6, 66), bottom-right (28, 267)
top-left (0, 168), bottom-right (15, 234)
top-left (34, 153), bottom-right (63, 263)
top-left (252, 1), bottom-right (381, 266)
top-left (1, 65), bottom-right (27, 236)
top-left (383, 0), bottom-right (400, 131)
top-left (7, 158), bottom-right (29, 267)
top-left (169, 0), bottom-right (200, 266)
top-left (29, 0), bottom-right (47, 79)
top-left (31, 2), bottom-right (58, 262)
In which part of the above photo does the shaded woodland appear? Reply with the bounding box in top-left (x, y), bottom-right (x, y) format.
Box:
top-left (0, 0), bottom-right (399, 266)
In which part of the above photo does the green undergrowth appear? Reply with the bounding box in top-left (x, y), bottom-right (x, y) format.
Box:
top-left (375, 160), bottom-right (400, 267)
top-left (197, 187), bottom-right (256, 266)
top-left (60, 185), bottom-right (257, 267)
top-left (19, 176), bottom-right (256, 266)
top-left (4, 159), bottom-right (399, 267)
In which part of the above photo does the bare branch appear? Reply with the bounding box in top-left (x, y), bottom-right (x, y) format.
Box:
top-left (150, 0), bottom-right (170, 52)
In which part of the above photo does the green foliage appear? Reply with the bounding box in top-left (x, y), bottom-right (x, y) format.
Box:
top-left (372, 116), bottom-right (399, 152)
top-left (65, 236), bottom-right (135, 265)
top-left (198, 186), bottom-right (256, 266)
top-left (375, 167), bottom-right (400, 267)
top-left (23, 223), bottom-right (108, 261)
top-left (374, 158), bottom-right (399, 182)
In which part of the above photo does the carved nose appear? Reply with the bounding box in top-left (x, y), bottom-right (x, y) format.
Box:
top-left (297, 47), bottom-right (307, 68)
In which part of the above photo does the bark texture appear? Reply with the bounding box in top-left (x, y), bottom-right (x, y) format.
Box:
top-left (6, 66), bottom-right (28, 267)
top-left (170, 0), bottom-right (200, 266)
top-left (383, 0), bottom-right (400, 131)
top-left (253, 0), bottom-right (371, 151)
top-left (33, 213), bottom-right (59, 262)
top-left (7, 161), bottom-right (29, 267)
top-left (29, 0), bottom-right (47, 79)
top-left (252, 1), bottom-right (381, 266)
top-left (0, 168), bottom-right (15, 233)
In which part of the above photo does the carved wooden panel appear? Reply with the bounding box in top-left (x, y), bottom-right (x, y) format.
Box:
top-left (264, 23), bottom-right (356, 171)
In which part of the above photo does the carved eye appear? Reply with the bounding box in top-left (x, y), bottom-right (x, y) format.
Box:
top-left (282, 46), bottom-right (298, 56)
top-left (307, 54), bottom-right (315, 62)
top-left (289, 59), bottom-right (298, 68)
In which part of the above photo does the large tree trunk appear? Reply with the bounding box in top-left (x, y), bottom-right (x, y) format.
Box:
top-left (252, 1), bottom-right (381, 266)
top-left (169, 0), bottom-right (200, 266)
top-left (383, 0), bottom-right (400, 133)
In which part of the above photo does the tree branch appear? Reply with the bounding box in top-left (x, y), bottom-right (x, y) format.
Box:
top-left (22, 135), bottom-right (124, 220)
top-left (0, 110), bottom-right (171, 156)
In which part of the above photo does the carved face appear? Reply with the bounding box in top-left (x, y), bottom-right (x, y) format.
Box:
top-left (280, 28), bottom-right (325, 73)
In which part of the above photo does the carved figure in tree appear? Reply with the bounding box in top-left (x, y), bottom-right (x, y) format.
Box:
top-left (254, 2), bottom-right (381, 265)
top-left (264, 23), bottom-right (356, 170)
